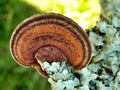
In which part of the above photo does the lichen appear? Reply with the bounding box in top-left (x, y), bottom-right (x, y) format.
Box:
top-left (38, 61), bottom-right (80, 90)
top-left (38, 0), bottom-right (120, 90)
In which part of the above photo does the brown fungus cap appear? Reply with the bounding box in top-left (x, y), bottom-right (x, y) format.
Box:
top-left (10, 13), bottom-right (92, 77)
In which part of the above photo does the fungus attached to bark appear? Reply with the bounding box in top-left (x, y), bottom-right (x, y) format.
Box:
top-left (10, 13), bottom-right (92, 77)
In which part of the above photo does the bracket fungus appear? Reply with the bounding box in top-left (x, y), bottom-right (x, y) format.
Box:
top-left (10, 13), bottom-right (92, 77)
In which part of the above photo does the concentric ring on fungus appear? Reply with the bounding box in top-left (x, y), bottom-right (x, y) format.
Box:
top-left (10, 13), bottom-right (92, 77)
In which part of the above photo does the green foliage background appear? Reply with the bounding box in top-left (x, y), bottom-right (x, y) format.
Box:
top-left (0, 0), bottom-right (100, 90)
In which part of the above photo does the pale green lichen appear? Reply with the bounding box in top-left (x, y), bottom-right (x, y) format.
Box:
top-left (38, 61), bottom-right (80, 90)
top-left (38, 0), bottom-right (120, 90)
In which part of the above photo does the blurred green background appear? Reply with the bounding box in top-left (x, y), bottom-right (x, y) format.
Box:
top-left (0, 0), bottom-right (100, 90)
